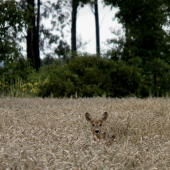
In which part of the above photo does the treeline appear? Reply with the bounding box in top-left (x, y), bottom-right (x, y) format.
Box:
top-left (1, 0), bottom-right (170, 98)
top-left (35, 55), bottom-right (170, 98)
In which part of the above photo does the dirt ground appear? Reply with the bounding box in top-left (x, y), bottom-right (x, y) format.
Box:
top-left (0, 97), bottom-right (170, 169)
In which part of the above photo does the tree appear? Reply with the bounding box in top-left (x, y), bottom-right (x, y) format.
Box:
top-left (35, 0), bottom-right (40, 69)
top-left (44, 0), bottom-right (92, 59)
top-left (0, 0), bottom-right (34, 86)
top-left (104, 0), bottom-right (170, 96)
top-left (71, 0), bottom-right (92, 57)
top-left (104, 0), bottom-right (170, 62)
top-left (40, 0), bottom-right (71, 60)
top-left (0, 0), bottom-right (24, 62)
top-left (71, 0), bottom-right (79, 56)
top-left (27, 0), bottom-right (40, 71)
top-left (94, 0), bottom-right (100, 55)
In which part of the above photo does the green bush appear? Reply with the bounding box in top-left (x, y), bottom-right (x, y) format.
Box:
top-left (0, 55), bottom-right (34, 97)
top-left (137, 58), bottom-right (170, 97)
top-left (34, 56), bottom-right (142, 98)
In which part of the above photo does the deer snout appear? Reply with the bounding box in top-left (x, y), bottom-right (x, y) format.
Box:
top-left (95, 130), bottom-right (100, 134)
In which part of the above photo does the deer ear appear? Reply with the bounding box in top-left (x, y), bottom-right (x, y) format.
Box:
top-left (85, 112), bottom-right (92, 122)
top-left (101, 112), bottom-right (108, 122)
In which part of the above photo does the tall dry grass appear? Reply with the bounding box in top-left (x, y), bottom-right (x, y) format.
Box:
top-left (0, 97), bottom-right (170, 169)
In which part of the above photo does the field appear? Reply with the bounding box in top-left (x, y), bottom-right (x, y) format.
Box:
top-left (0, 97), bottom-right (170, 169)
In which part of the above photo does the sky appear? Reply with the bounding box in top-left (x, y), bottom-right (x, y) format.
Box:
top-left (76, 1), bottom-right (122, 54)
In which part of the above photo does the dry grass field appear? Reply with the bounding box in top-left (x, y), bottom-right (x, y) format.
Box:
top-left (0, 97), bottom-right (170, 169)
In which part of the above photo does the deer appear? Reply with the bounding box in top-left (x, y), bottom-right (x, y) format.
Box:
top-left (85, 112), bottom-right (108, 140)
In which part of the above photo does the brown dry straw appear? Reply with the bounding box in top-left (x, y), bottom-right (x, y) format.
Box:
top-left (0, 97), bottom-right (170, 169)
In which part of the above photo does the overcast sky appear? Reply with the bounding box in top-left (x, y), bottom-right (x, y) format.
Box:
top-left (76, 1), bottom-right (122, 54)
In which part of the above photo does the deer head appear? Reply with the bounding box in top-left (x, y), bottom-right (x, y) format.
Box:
top-left (85, 112), bottom-right (108, 140)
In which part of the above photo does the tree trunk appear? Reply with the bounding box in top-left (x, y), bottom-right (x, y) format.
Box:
top-left (34, 0), bottom-right (40, 70)
top-left (94, 0), bottom-right (100, 56)
top-left (71, 0), bottom-right (78, 57)
top-left (27, 0), bottom-right (35, 68)
top-left (27, 0), bottom-right (40, 71)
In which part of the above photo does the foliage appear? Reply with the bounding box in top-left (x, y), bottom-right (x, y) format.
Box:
top-left (0, 53), bottom-right (34, 97)
top-left (103, 0), bottom-right (170, 97)
top-left (32, 56), bottom-right (141, 98)
top-left (1, 55), bottom-right (170, 98)
top-left (40, 55), bottom-right (58, 66)
top-left (0, 0), bottom-right (25, 62)
top-left (104, 0), bottom-right (170, 62)
top-left (31, 55), bottom-right (170, 98)
top-left (139, 58), bottom-right (170, 97)
top-left (40, 0), bottom-right (71, 58)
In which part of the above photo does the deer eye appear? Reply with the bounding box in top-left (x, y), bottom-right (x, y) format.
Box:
top-left (99, 124), bottom-right (102, 126)
top-left (92, 124), bottom-right (95, 126)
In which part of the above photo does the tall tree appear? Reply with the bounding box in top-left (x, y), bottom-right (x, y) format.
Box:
top-left (71, 0), bottom-right (79, 56)
top-left (94, 0), bottom-right (100, 56)
top-left (35, 0), bottom-right (40, 69)
top-left (27, 0), bottom-right (40, 71)
top-left (104, 0), bottom-right (170, 62)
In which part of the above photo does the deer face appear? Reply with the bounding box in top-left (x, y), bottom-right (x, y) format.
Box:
top-left (85, 112), bottom-right (108, 140)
